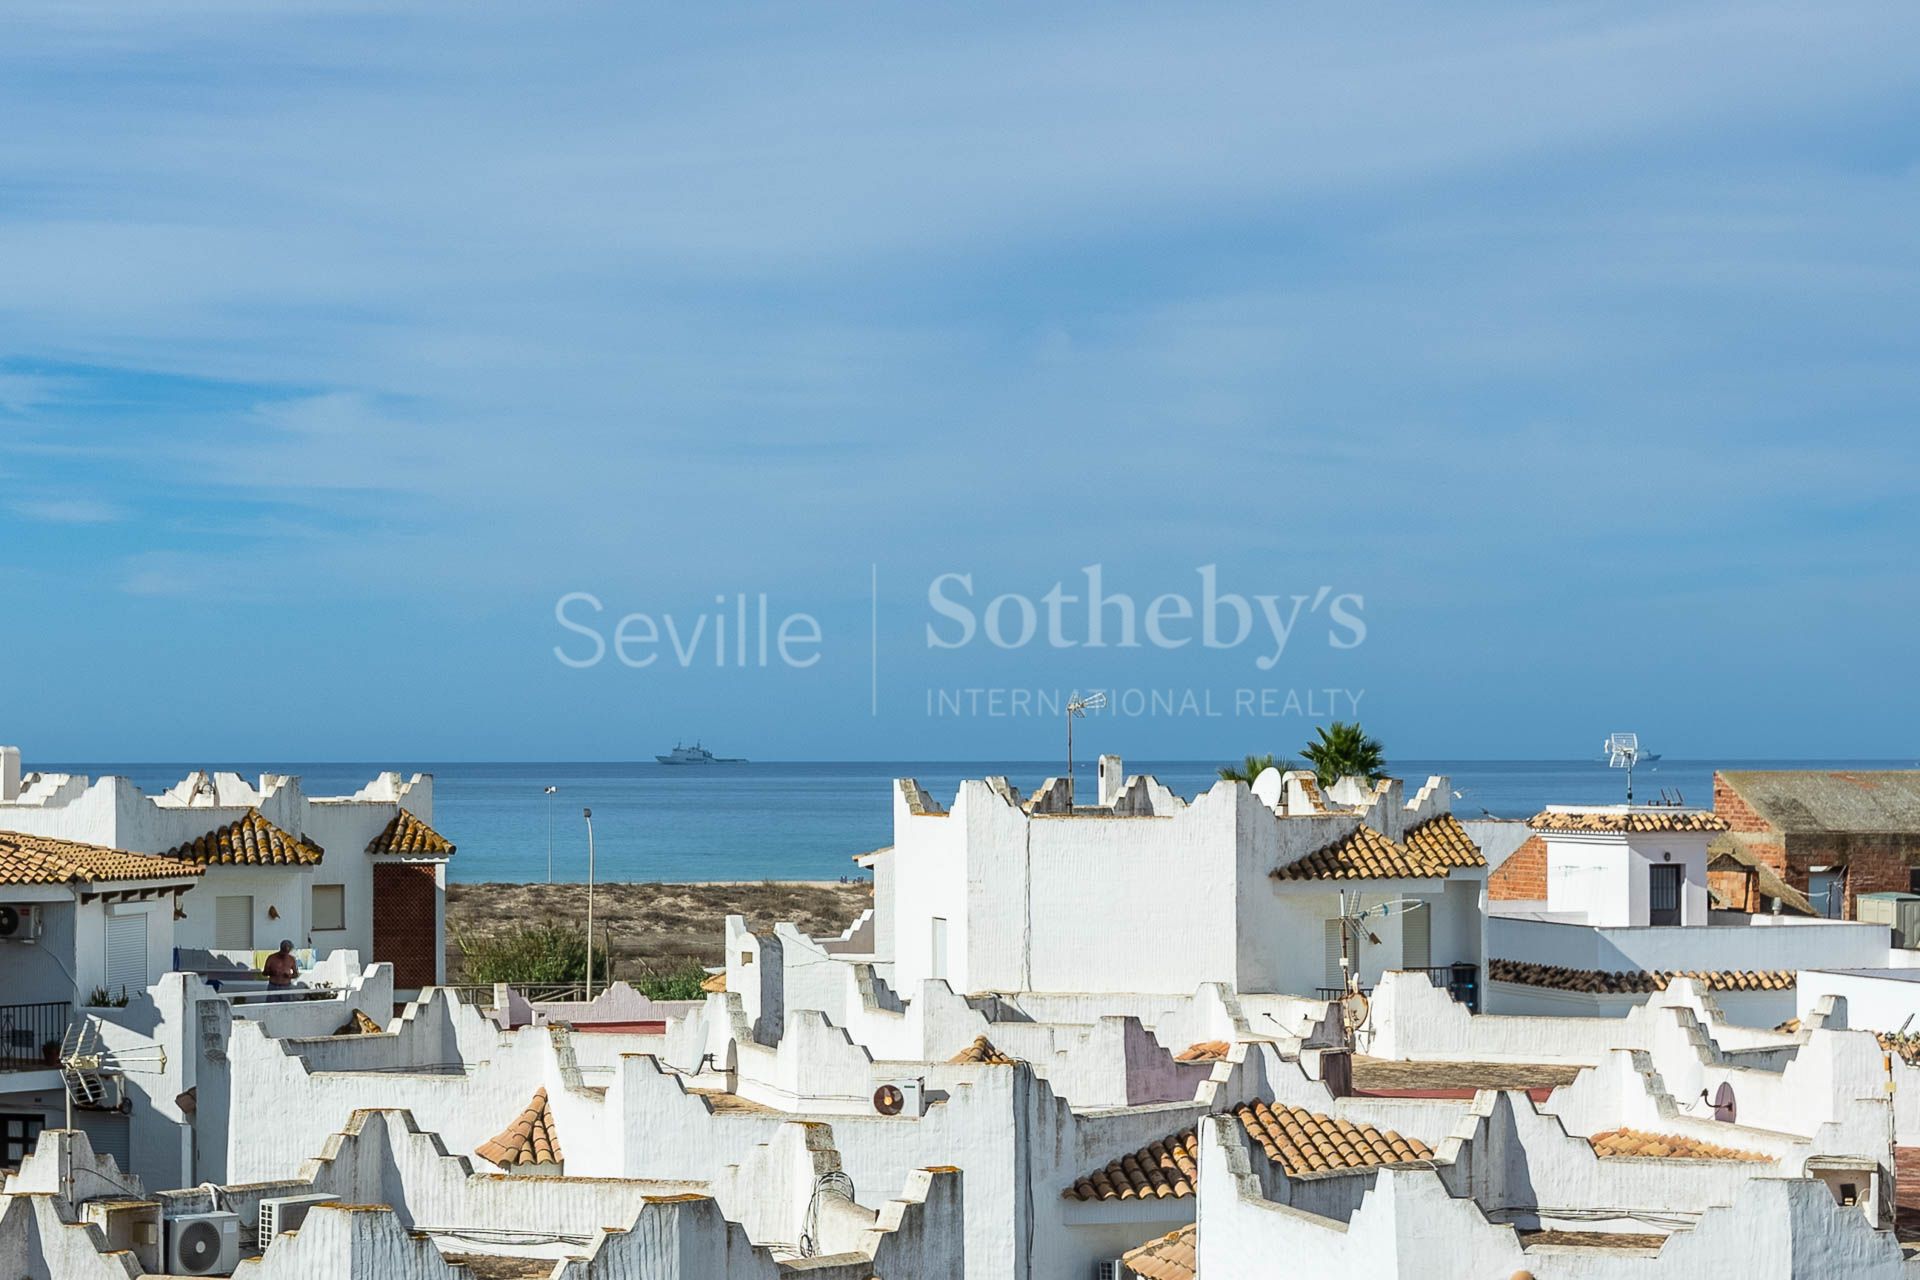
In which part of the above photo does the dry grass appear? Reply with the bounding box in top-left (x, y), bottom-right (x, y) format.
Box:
top-left (446, 880), bottom-right (873, 980)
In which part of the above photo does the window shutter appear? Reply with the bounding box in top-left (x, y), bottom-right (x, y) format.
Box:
top-left (105, 912), bottom-right (148, 997)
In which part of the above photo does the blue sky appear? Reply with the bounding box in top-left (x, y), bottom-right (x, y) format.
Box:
top-left (2, 3), bottom-right (1917, 763)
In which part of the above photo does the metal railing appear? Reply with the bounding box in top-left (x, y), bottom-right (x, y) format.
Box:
top-left (0, 1002), bottom-right (72, 1071)
top-left (1316, 965), bottom-right (1480, 1012)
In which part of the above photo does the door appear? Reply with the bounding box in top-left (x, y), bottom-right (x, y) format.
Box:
top-left (105, 912), bottom-right (148, 999)
top-left (1402, 902), bottom-right (1431, 970)
top-left (1649, 864), bottom-right (1683, 926)
top-left (215, 896), bottom-right (253, 950)
top-left (1324, 919), bottom-right (1346, 991)
top-left (929, 917), bottom-right (949, 983)
top-left (1810, 870), bottom-right (1847, 919)
top-left (372, 862), bottom-right (441, 989)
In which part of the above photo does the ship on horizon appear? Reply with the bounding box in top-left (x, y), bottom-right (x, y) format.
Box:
top-left (656, 740), bottom-right (747, 765)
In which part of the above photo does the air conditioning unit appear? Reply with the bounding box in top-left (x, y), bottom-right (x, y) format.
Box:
top-left (165, 1210), bottom-right (241, 1276)
top-left (0, 903), bottom-right (42, 941)
top-left (1095, 1260), bottom-right (1132, 1280)
top-left (1857, 893), bottom-right (1920, 949)
top-left (872, 1076), bottom-right (926, 1117)
top-left (259, 1192), bottom-right (338, 1243)
top-left (83, 1199), bottom-right (162, 1274)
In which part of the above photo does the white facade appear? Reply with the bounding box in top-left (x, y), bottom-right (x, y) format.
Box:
top-left (881, 763), bottom-right (1483, 998)
top-left (0, 757), bottom-right (451, 988)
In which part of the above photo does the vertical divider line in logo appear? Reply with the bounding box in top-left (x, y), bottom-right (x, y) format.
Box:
top-left (870, 563), bottom-right (879, 716)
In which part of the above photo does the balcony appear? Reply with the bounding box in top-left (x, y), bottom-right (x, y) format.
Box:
top-left (0, 1001), bottom-right (73, 1072)
top-left (1319, 965), bottom-right (1480, 1012)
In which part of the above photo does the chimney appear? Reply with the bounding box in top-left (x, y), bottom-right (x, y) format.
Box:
top-left (0, 746), bottom-right (20, 802)
top-left (1097, 754), bottom-right (1124, 808)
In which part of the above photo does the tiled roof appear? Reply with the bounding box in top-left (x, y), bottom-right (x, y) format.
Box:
top-left (1487, 957), bottom-right (1794, 993)
top-left (1064, 1102), bottom-right (1431, 1201)
top-left (1274, 815), bottom-right (1486, 881)
top-left (1588, 1127), bottom-right (1770, 1162)
top-left (1122, 1224), bottom-right (1196, 1280)
top-left (365, 810), bottom-right (455, 858)
top-left (166, 809), bottom-right (323, 866)
top-left (0, 830), bottom-right (206, 886)
top-left (334, 1009), bottom-right (383, 1036)
top-left (700, 971), bottom-right (727, 994)
top-left (948, 1035), bottom-right (1018, 1065)
top-left (1234, 1100), bottom-right (1432, 1175)
top-left (1174, 1040), bottom-right (1230, 1063)
top-left (1527, 810), bottom-right (1729, 833)
top-left (1719, 770), bottom-right (1920, 834)
top-left (1402, 814), bottom-right (1487, 869)
top-left (476, 1087), bottom-right (563, 1167)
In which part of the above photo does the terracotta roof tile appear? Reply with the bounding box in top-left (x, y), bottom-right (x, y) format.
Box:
top-left (1402, 814), bottom-right (1487, 869)
top-left (948, 1035), bottom-right (1018, 1065)
top-left (1487, 957), bottom-right (1794, 994)
top-left (166, 809), bottom-right (323, 867)
top-left (1064, 1102), bottom-right (1431, 1200)
top-left (476, 1088), bottom-right (563, 1168)
top-left (365, 809), bottom-right (455, 858)
top-left (1123, 1224), bottom-right (1196, 1280)
top-left (1588, 1127), bottom-right (1770, 1162)
top-left (700, 971), bottom-right (727, 994)
top-left (1527, 810), bottom-right (1729, 834)
top-left (1174, 1040), bottom-right (1230, 1064)
top-left (1274, 824), bottom-right (1437, 880)
top-left (0, 830), bottom-right (206, 886)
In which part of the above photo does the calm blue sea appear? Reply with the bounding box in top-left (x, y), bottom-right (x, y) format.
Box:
top-left (45, 759), bottom-right (1918, 883)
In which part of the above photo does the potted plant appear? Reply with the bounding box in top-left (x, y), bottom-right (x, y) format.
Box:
top-left (41, 1037), bottom-right (61, 1067)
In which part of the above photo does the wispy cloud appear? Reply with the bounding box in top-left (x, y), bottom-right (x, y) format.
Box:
top-left (9, 496), bottom-right (125, 524)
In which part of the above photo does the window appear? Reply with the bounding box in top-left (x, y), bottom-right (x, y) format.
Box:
top-left (1, 1114), bottom-right (45, 1170)
top-left (105, 911), bottom-right (148, 997)
top-left (312, 884), bottom-right (346, 931)
top-left (1908, 868), bottom-right (1920, 895)
top-left (215, 895), bottom-right (254, 950)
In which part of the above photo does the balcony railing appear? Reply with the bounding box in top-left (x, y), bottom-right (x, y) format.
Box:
top-left (0, 1002), bottom-right (73, 1071)
top-left (1316, 965), bottom-right (1480, 1013)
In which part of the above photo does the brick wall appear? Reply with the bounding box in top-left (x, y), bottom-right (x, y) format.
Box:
top-left (1489, 835), bottom-right (1547, 901)
top-left (1784, 834), bottom-right (1920, 920)
top-left (1714, 773), bottom-right (1777, 835)
top-left (372, 862), bottom-right (440, 989)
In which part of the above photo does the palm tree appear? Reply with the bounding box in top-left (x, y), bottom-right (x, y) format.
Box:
top-left (1300, 722), bottom-right (1386, 789)
top-left (1218, 753), bottom-right (1280, 785)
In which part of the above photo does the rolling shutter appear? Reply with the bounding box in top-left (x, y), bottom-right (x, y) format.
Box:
top-left (215, 896), bottom-right (253, 951)
top-left (1324, 919), bottom-right (1345, 990)
top-left (105, 912), bottom-right (147, 998)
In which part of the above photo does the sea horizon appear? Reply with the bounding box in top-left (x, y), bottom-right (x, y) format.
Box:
top-left (31, 756), bottom-right (1919, 884)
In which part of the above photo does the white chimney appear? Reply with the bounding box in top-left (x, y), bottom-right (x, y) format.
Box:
top-left (1097, 754), bottom-right (1124, 808)
top-left (1, 746), bottom-right (20, 802)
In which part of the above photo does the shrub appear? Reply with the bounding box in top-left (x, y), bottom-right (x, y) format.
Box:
top-left (455, 923), bottom-right (609, 986)
top-left (633, 962), bottom-right (709, 1002)
top-left (85, 986), bottom-right (129, 1008)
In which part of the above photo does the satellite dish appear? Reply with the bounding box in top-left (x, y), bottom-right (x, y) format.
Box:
top-left (1709, 1081), bottom-right (1736, 1123)
top-left (872, 1084), bottom-right (905, 1116)
top-left (1340, 991), bottom-right (1371, 1034)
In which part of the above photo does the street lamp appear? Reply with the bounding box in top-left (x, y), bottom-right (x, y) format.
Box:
top-left (544, 786), bottom-right (558, 884)
top-left (582, 807), bottom-right (597, 1002)
top-left (1065, 691), bottom-right (1107, 809)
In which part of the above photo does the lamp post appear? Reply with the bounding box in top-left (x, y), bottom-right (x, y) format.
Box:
top-left (582, 807), bottom-right (597, 1002)
top-left (544, 786), bottom-right (558, 884)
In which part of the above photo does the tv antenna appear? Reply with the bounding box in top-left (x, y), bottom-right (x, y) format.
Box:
top-left (1604, 732), bottom-right (1640, 803)
top-left (1330, 892), bottom-right (1428, 1047)
top-left (59, 1017), bottom-right (166, 1127)
top-left (1064, 691), bottom-right (1107, 809)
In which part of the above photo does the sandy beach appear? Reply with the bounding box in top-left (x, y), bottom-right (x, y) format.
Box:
top-left (445, 879), bottom-right (874, 979)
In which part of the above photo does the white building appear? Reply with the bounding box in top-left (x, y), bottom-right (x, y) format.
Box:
top-left (1485, 806), bottom-right (1893, 1019)
top-left (870, 760), bottom-right (1486, 1003)
top-left (0, 748), bottom-right (455, 992)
